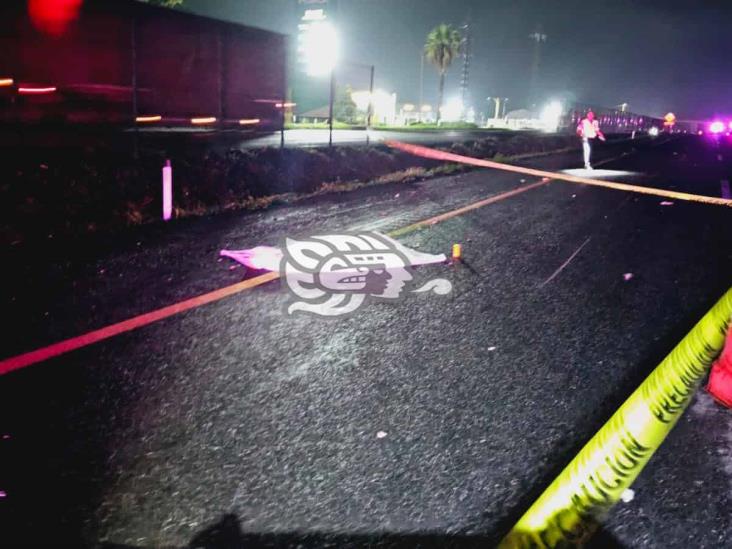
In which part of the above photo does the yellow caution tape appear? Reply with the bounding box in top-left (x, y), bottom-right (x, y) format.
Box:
top-left (499, 287), bottom-right (732, 548)
top-left (386, 140), bottom-right (732, 208)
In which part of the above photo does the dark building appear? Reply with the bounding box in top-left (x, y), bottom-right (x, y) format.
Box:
top-left (0, 0), bottom-right (287, 128)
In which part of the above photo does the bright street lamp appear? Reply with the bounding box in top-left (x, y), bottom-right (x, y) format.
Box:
top-left (299, 21), bottom-right (339, 77)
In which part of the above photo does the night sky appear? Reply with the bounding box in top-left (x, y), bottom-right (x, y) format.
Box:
top-left (178, 0), bottom-right (732, 120)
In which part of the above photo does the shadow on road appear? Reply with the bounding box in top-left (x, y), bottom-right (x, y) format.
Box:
top-left (98, 513), bottom-right (630, 549)
top-left (188, 513), bottom-right (491, 549)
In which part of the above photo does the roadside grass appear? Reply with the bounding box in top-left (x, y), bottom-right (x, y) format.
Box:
top-left (2, 133), bottom-right (602, 247)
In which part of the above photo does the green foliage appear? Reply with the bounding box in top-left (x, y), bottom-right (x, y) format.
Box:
top-left (424, 24), bottom-right (463, 74)
top-left (334, 85), bottom-right (360, 124)
top-left (424, 24), bottom-right (462, 123)
top-left (375, 122), bottom-right (479, 131)
top-left (3, 133), bottom-right (580, 246)
top-left (138, 0), bottom-right (184, 7)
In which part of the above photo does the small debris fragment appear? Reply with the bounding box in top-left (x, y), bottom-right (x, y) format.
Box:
top-left (487, 346), bottom-right (497, 351)
top-left (660, 201), bottom-right (674, 206)
top-left (572, 194), bottom-right (577, 198)
top-left (520, 179), bottom-right (526, 183)
top-left (394, 193), bottom-right (400, 198)
top-left (376, 431), bottom-right (387, 439)
top-left (40, 164), bottom-right (48, 170)
top-left (623, 273), bottom-right (634, 281)
top-left (228, 265), bottom-right (239, 271)
top-left (620, 488), bottom-right (634, 503)
top-left (541, 177), bottom-right (550, 182)
top-left (0, 490), bottom-right (6, 498)
top-left (452, 243), bottom-right (462, 261)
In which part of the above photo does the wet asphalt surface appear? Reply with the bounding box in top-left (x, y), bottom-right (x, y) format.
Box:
top-left (0, 136), bottom-right (731, 548)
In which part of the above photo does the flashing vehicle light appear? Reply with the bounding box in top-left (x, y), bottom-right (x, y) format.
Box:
top-left (18, 86), bottom-right (57, 94)
top-left (710, 121), bottom-right (725, 134)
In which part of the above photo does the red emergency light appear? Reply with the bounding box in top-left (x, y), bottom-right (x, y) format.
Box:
top-left (29, 0), bottom-right (83, 35)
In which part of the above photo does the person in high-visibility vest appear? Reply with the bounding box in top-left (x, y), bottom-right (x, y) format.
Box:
top-left (576, 111), bottom-right (606, 170)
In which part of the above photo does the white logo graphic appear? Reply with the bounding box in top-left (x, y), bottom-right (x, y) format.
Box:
top-left (281, 232), bottom-right (451, 316)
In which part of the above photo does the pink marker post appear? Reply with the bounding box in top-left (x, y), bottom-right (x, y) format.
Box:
top-left (162, 160), bottom-right (173, 221)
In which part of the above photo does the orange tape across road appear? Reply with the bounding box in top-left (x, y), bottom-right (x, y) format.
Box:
top-left (0, 177), bottom-right (550, 375)
top-left (0, 272), bottom-right (280, 376)
top-left (386, 140), bottom-right (732, 208)
top-left (7, 141), bottom-right (721, 375)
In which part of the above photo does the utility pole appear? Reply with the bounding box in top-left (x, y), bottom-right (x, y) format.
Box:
top-left (419, 51), bottom-right (424, 122)
top-left (328, 69), bottom-right (335, 147)
top-left (218, 28), bottom-right (225, 129)
top-left (528, 24), bottom-right (547, 110)
top-left (131, 14), bottom-right (139, 159)
top-left (366, 64), bottom-right (374, 145)
top-left (460, 21), bottom-right (472, 120)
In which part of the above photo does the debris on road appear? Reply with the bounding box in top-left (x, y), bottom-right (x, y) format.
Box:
top-left (376, 431), bottom-right (387, 439)
top-left (660, 201), bottom-right (674, 206)
top-left (621, 489), bottom-right (635, 503)
top-left (623, 273), bottom-right (634, 281)
top-left (452, 243), bottom-right (462, 261)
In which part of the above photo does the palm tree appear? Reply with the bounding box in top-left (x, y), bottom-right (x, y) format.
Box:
top-left (424, 24), bottom-right (462, 124)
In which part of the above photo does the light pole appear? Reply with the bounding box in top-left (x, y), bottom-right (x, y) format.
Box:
top-left (131, 15), bottom-right (139, 159)
top-left (419, 51), bottom-right (424, 123)
top-left (339, 60), bottom-right (376, 144)
top-left (328, 69), bottom-right (335, 147)
top-left (280, 103), bottom-right (286, 148)
top-left (300, 19), bottom-right (339, 145)
top-left (367, 64), bottom-right (375, 145)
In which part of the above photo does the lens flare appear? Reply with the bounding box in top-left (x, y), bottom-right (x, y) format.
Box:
top-left (28, 0), bottom-right (83, 35)
top-left (710, 121), bottom-right (725, 134)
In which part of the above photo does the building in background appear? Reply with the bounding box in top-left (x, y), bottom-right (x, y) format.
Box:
top-left (351, 89), bottom-right (396, 125)
top-left (0, 0), bottom-right (287, 128)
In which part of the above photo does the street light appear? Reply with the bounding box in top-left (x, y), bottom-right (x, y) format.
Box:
top-left (298, 18), bottom-right (339, 146)
top-left (300, 21), bottom-right (339, 77)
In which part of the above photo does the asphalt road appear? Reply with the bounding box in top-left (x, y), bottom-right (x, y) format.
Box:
top-left (0, 135), bottom-right (731, 548)
top-left (1, 127), bottom-right (508, 152)
top-left (238, 129), bottom-right (510, 149)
